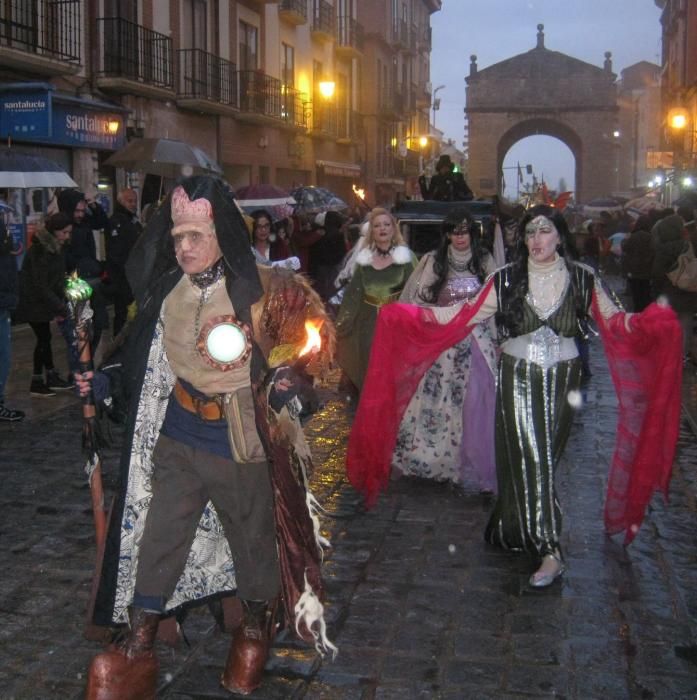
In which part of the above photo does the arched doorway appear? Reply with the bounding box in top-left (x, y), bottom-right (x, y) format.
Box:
top-left (499, 119), bottom-right (581, 198)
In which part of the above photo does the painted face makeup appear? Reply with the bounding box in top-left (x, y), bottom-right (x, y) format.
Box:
top-left (525, 216), bottom-right (560, 263)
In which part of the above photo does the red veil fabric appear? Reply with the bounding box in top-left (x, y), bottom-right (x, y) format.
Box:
top-left (594, 298), bottom-right (683, 544)
top-left (346, 278), bottom-right (495, 509)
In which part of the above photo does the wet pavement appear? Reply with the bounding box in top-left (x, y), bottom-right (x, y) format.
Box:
top-left (1, 305), bottom-right (697, 699)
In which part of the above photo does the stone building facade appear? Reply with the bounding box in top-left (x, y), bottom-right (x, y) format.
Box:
top-left (0, 0), bottom-right (441, 212)
top-left (655, 0), bottom-right (697, 188)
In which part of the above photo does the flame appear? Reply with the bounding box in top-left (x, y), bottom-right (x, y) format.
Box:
top-left (298, 319), bottom-right (323, 357)
top-left (352, 184), bottom-right (366, 201)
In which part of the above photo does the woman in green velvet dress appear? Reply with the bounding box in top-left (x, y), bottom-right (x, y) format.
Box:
top-left (336, 207), bottom-right (417, 391)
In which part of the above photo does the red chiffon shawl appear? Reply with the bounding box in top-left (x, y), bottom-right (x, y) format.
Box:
top-left (346, 278), bottom-right (494, 509)
top-left (595, 299), bottom-right (683, 544)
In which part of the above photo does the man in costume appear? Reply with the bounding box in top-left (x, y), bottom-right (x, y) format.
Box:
top-left (84, 176), bottom-right (335, 699)
top-left (419, 154), bottom-right (474, 202)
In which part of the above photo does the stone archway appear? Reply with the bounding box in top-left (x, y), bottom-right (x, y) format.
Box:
top-left (497, 118), bottom-right (582, 196)
top-left (465, 24), bottom-right (619, 203)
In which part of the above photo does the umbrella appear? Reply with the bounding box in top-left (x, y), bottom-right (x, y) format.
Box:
top-left (624, 195), bottom-right (660, 218)
top-left (0, 149), bottom-right (78, 188)
top-left (290, 186), bottom-right (349, 215)
top-left (581, 197), bottom-right (623, 218)
top-left (235, 183), bottom-right (296, 221)
top-left (0, 202), bottom-right (16, 214)
top-left (104, 138), bottom-right (222, 179)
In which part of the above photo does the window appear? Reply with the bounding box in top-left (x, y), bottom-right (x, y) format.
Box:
top-left (104, 0), bottom-right (138, 20)
top-left (239, 20), bottom-right (258, 71)
top-left (281, 43), bottom-right (295, 88)
top-left (182, 0), bottom-right (207, 50)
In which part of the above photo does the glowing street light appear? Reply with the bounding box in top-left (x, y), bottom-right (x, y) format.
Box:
top-left (318, 81), bottom-right (335, 99)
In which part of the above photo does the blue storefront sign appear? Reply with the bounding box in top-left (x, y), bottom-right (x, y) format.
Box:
top-left (0, 89), bottom-right (51, 139)
top-left (0, 83), bottom-right (127, 151)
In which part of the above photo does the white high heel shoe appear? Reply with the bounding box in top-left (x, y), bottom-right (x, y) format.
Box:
top-left (529, 551), bottom-right (565, 588)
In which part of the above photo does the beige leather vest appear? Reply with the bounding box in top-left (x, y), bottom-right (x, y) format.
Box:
top-left (162, 275), bottom-right (251, 396)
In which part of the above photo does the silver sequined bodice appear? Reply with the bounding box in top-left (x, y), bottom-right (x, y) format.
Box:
top-left (437, 274), bottom-right (482, 306)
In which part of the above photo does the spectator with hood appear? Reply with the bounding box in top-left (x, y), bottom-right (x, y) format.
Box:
top-left (107, 188), bottom-right (143, 336)
top-left (58, 189), bottom-right (110, 350)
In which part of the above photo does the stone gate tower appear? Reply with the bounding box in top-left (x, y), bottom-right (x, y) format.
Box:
top-left (465, 25), bottom-right (619, 203)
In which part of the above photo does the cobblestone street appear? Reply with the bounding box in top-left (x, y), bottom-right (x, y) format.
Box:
top-left (1, 313), bottom-right (697, 699)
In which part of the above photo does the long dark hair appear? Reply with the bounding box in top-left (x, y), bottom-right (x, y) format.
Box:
top-left (496, 205), bottom-right (586, 336)
top-left (421, 207), bottom-right (490, 303)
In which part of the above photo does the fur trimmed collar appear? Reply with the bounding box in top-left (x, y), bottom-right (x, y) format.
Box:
top-left (356, 244), bottom-right (412, 266)
top-left (34, 228), bottom-right (62, 254)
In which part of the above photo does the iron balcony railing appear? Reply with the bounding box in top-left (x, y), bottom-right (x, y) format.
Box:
top-left (336, 15), bottom-right (364, 52)
top-left (237, 70), bottom-right (306, 128)
top-left (97, 17), bottom-right (173, 89)
top-left (0, 0), bottom-right (81, 63)
top-left (312, 0), bottom-right (335, 35)
top-left (178, 49), bottom-right (238, 108)
top-left (311, 103), bottom-right (338, 137)
top-left (280, 0), bottom-right (307, 20)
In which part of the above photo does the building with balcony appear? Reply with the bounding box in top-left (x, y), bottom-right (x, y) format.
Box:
top-left (0, 0), bottom-right (440, 211)
top-left (654, 0), bottom-right (697, 189)
top-left (358, 0), bottom-right (441, 205)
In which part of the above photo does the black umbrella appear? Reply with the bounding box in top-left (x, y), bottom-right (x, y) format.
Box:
top-left (105, 138), bottom-right (223, 178)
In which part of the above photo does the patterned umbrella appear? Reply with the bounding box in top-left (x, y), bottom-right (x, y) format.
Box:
top-left (235, 183), bottom-right (296, 221)
top-left (290, 186), bottom-right (349, 215)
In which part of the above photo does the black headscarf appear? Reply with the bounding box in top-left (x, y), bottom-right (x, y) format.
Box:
top-left (125, 175), bottom-right (264, 324)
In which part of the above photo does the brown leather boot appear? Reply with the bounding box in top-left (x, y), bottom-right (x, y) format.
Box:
top-left (85, 608), bottom-right (160, 700)
top-left (221, 600), bottom-right (271, 695)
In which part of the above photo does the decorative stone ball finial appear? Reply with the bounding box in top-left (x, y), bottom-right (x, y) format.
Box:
top-left (604, 51), bottom-right (613, 72)
top-left (537, 23), bottom-right (545, 49)
top-left (469, 54), bottom-right (478, 77)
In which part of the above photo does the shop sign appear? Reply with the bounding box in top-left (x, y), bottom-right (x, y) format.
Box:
top-left (0, 89), bottom-right (51, 139)
top-left (51, 102), bottom-right (125, 150)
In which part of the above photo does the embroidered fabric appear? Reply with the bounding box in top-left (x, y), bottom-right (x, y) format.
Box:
top-left (526, 256), bottom-right (569, 320)
top-left (189, 257), bottom-right (226, 289)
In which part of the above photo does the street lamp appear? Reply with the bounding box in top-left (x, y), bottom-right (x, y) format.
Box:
top-left (432, 84), bottom-right (445, 129)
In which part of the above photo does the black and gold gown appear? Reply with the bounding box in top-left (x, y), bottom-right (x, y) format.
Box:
top-left (483, 259), bottom-right (598, 556)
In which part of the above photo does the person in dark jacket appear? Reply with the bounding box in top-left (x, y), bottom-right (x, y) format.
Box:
top-left (621, 215), bottom-right (654, 312)
top-left (308, 210), bottom-right (349, 302)
top-left (652, 212), bottom-right (697, 361)
top-left (58, 189), bottom-right (110, 351)
top-left (0, 219), bottom-right (24, 420)
top-left (16, 213), bottom-right (73, 396)
top-left (419, 154), bottom-right (474, 202)
top-left (107, 189), bottom-right (142, 336)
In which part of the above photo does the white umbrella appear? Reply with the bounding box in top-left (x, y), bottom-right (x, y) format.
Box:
top-left (0, 150), bottom-right (78, 188)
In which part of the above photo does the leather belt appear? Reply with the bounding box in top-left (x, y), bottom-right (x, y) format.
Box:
top-left (173, 380), bottom-right (225, 421)
top-left (364, 291), bottom-right (400, 307)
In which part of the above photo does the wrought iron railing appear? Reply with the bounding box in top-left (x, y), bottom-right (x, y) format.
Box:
top-left (336, 15), bottom-right (364, 52)
top-left (237, 70), bottom-right (306, 128)
top-left (0, 0), bottom-right (81, 63)
top-left (280, 0), bottom-right (307, 20)
top-left (311, 103), bottom-right (338, 137)
top-left (97, 17), bottom-right (173, 89)
top-left (178, 49), bottom-right (238, 107)
top-left (312, 0), bottom-right (334, 35)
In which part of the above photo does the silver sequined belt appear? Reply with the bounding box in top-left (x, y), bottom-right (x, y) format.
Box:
top-left (501, 326), bottom-right (578, 369)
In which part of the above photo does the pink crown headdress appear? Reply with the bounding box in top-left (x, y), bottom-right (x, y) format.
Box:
top-left (171, 186), bottom-right (214, 234)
